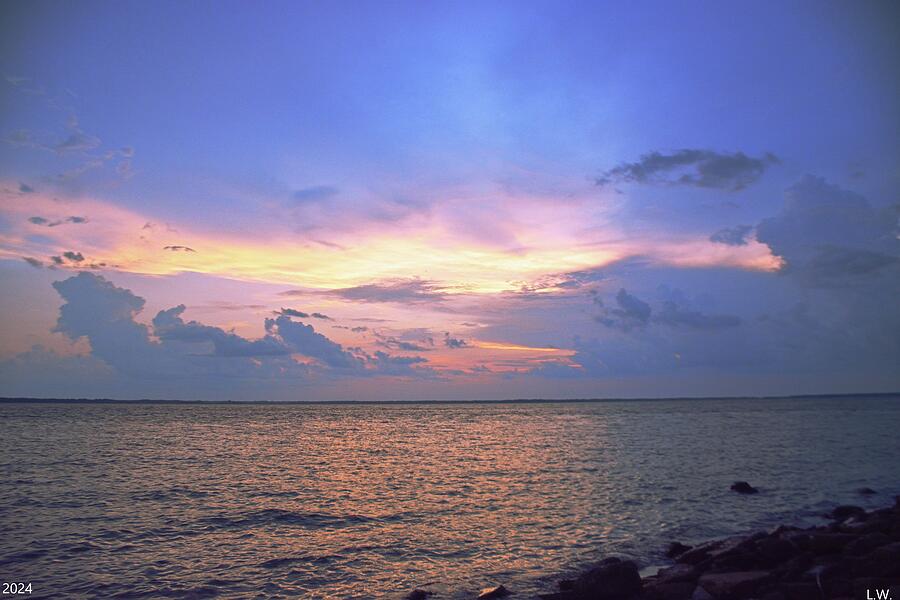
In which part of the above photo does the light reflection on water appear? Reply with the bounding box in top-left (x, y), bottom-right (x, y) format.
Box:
top-left (1, 396), bottom-right (898, 599)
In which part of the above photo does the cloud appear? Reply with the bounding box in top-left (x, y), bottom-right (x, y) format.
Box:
top-left (55, 130), bottom-right (101, 154)
top-left (595, 287), bottom-right (740, 331)
top-left (443, 333), bottom-right (468, 348)
top-left (163, 245), bottom-right (196, 252)
top-left (292, 185), bottom-right (339, 203)
top-left (595, 288), bottom-right (652, 331)
top-left (287, 278), bottom-right (448, 304)
top-left (373, 329), bottom-right (435, 352)
top-left (19, 183), bottom-right (34, 193)
top-left (756, 175), bottom-right (899, 285)
top-left (35, 273), bottom-right (436, 387)
top-left (654, 301), bottom-right (741, 330)
top-left (62, 251), bottom-right (84, 263)
top-left (597, 149), bottom-right (779, 191)
top-left (153, 305), bottom-right (290, 357)
top-left (277, 308), bottom-right (332, 320)
top-left (22, 257), bottom-right (43, 268)
top-left (365, 351), bottom-right (429, 376)
top-left (265, 316), bottom-right (359, 368)
top-left (28, 215), bottom-right (89, 227)
top-left (710, 224), bottom-right (753, 246)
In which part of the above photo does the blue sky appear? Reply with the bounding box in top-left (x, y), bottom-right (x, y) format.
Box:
top-left (1, 0), bottom-right (898, 400)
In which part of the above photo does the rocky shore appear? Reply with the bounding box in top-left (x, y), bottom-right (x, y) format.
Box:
top-left (404, 492), bottom-right (900, 600)
top-left (539, 494), bottom-right (900, 600)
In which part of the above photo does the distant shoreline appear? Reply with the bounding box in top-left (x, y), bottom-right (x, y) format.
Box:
top-left (1, 392), bottom-right (897, 405)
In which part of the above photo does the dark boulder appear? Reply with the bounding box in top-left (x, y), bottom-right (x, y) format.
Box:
top-left (829, 505), bottom-right (865, 521)
top-left (655, 564), bottom-right (700, 584)
top-left (405, 590), bottom-right (433, 600)
top-left (696, 571), bottom-right (770, 599)
top-left (730, 482), bottom-right (759, 495)
top-left (754, 537), bottom-right (797, 564)
top-left (677, 536), bottom-right (747, 567)
top-left (806, 532), bottom-right (856, 555)
top-left (666, 543), bottom-right (693, 559)
top-left (843, 532), bottom-right (891, 556)
top-left (477, 584), bottom-right (510, 599)
top-left (573, 557), bottom-right (642, 599)
top-left (640, 581), bottom-right (695, 600)
top-left (856, 487), bottom-right (877, 496)
top-left (853, 542), bottom-right (900, 578)
top-left (778, 582), bottom-right (821, 600)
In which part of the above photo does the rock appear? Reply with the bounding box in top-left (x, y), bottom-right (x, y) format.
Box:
top-left (666, 542), bottom-right (693, 559)
top-left (843, 532), bottom-right (891, 556)
top-left (655, 564), bottom-right (700, 584)
top-left (730, 481), bottom-right (759, 495)
top-left (772, 552), bottom-right (815, 581)
top-left (405, 590), bottom-right (433, 600)
top-left (691, 586), bottom-right (714, 600)
top-left (856, 487), bottom-right (877, 496)
top-left (573, 557), bottom-right (642, 599)
top-left (677, 537), bottom-right (746, 567)
top-left (696, 571), bottom-right (770, 599)
top-left (806, 532), bottom-right (856, 554)
top-left (477, 584), bottom-right (510, 599)
top-left (754, 537), bottom-right (797, 564)
top-left (854, 541), bottom-right (900, 577)
top-left (829, 505), bottom-right (865, 521)
top-left (778, 582), bottom-right (821, 600)
top-left (641, 581), bottom-right (696, 600)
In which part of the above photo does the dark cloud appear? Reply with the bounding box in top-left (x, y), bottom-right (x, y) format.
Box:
top-left (19, 183), bottom-right (34, 193)
top-left (710, 224), bottom-right (753, 246)
top-left (63, 251), bottom-right (84, 263)
top-left (163, 245), bottom-right (196, 252)
top-left (351, 326), bottom-right (368, 332)
top-left (292, 185), bottom-right (338, 203)
top-left (597, 149), bottom-right (779, 191)
top-left (277, 308), bottom-right (332, 320)
top-left (756, 176), bottom-right (899, 285)
top-left (596, 288), bottom-right (652, 331)
top-left (286, 278), bottom-right (448, 304)
top-left (595, 288), bottom-right (740, 331)
top-left (374, 330), bottom-right (433, 352)
top-left (154, 306), bottom-right (290, 357)
top-left (28, 215), bottom-right (89, 227)
top-left (265, 316), bottom-right (359, 368)
top-left (444, 333), bottom-right (468, 349)
top-left (654, 301), bottom-right (741, 330)
top-left (364, 351), bottom-right (430, 376)
top-left (22, 257), bottom-right (43, 268)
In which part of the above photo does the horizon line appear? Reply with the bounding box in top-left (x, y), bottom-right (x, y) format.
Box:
top-left (1, 392), bottom-right (898, 406)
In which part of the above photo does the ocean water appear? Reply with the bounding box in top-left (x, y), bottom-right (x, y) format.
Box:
top-left (1, 396), bottom-right (898, 599)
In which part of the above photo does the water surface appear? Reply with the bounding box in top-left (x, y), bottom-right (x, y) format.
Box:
top-left (1, 396), bottom-right (898, 598)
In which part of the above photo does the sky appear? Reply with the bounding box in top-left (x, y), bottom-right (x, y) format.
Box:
top-left (0, 0), bottom-right (898, 400)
